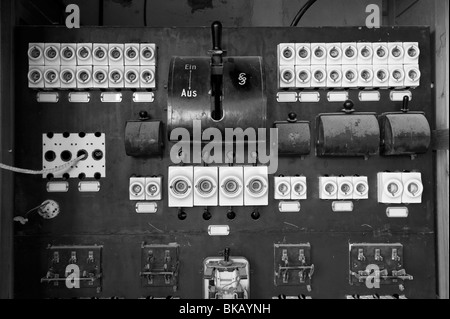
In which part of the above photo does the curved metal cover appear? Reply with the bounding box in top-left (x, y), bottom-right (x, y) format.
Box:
top-left (168, 56), bottom-right (266, 141)
top-left (380, 113), bottom-right (431, 156)
top-left (274, 121), bottom-right (311, 156)
top-left (125, 121), bottom-right (163, 157)
top-left (316, 113), bottom-right (380, 157)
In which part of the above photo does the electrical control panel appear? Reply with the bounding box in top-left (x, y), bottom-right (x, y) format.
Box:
top-left (13, 25), bottom-right (436, 299)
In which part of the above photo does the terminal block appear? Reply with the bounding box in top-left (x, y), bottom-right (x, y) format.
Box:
top-left (349, 243), bottom-right (413, 290)
top-left (41, 245), bottom-right (102, 292)
top-left (274, 244), bottom-right (315, 291)
top-left (140, 243), bottom-right (180, 292)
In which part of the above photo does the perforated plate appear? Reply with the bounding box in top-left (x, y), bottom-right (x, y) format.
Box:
top-left (42, 133), bottom-right (106, 179)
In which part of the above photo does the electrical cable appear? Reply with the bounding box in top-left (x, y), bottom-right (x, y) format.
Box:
top-left (0, 155), bottom-right (84, 175)
top-left (290, 0), bottom-right (318, 27)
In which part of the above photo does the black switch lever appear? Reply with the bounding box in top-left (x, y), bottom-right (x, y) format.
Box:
top-left (210, 21), bottom-right (225, 121)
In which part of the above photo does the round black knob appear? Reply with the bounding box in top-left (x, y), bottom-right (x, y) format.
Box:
top-left (288, 112), bottom-right (297, 122)
top-left (227, 210), bottom-right (236, 220)
top-left (178, 209), bottom-right (187, 220)
top-left (139, 111), bottom-right (149, 120)
top-left (203, 210), bottom-right (212, 221)
top-left (343, 100), bottom-right (354, 111)
top-left (251, 210), bottom-right (261, 220)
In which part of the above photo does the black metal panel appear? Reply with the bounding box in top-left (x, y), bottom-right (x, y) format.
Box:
top-left (13, 26), bottom-right (436, 299)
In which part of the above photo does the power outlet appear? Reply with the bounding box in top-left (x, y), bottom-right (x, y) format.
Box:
top-left (310, 43), bottom-right (327, 65)
top-left (244, 166), bottom-right (269, 207)
top-left (194, 166), bottom-right (218, 207)
top-left (353, 176), bottom-right (369, 200)
top-left (342, 66), bottom-right (358, 88)
top-left (279, 66), bottom-right (296, 88)
top-left (295, 66), bottom-right (311, 88)
top-left (109, 67), bottom-right (125, 88)
top-left (337, 176), bottom-right (354, 200)
top-left (377, 172), bottom-right (403, 204)
top-left (274, 177), bottom-right (291, 200)
top-left (60, 44), bottom-right (77, 66)
top-left (388, 42), bottom-right (405, 65)
top-left (28, 43), bottom-right (45, 65)
top-left (60, 66), bottom-right (77, 89)
top-left (327, 43), bottom-right (342, 65)
top-left (357, 65), bottom-right (374, 88)
top-left (373, 43), bottom-right (389, 65)
top-left (402, 172), bottom-right (423, 204)
top-left (44, 43), bottom-right (61, 66)
top-left (93, 44), bottom-right (109, 65)
top-left (140, 66), bottom-right (156, 89)
top-left (404, 65), bottom-right (421, 88)
top-left (44, 66), bottom-right (61, 89)
top-left (28, 66), bottom-right (45, 89)
top-left (278, 43), bottom-right (296, 65)
top-left (327, 66), bottom-right (342, 88)
top-left (140, 44), bottom-right (157, 66)
top-left (130, 177), bottom-right (146, 201)
top-left (93, 66), bottom-right (109, 89)
top-left (76, 66), bottom-right (93, 89)
top-left (124, 44), bottom-right (140, 66)
top-left (403, 42), bottom-right (420, 64)
top-left (168, 166), bottom-right (194, 208)
top-left (341, 43), bottom-right (358, 65)
top-left (373, 66), bottom-right (390, 88)
top-left (310, 66), bottom-right (327, 88)
top-left (357, 43), bottom-right (373, 65)
top-left (389, 65), bottom-right (405, 88)
top-left (219, 167), bottom-right (244, 207)
top-left (295, 43), bottom-right (311, 65)
top-left (145, 177), bottom-right (162, 201)
top-left (76, 44), bottom-right (93, 66)
top-left (108, 44), bottom-right (124, 66)
top-left (291, 176), bottom-right (307, 200)
top-left (124, 67), bottom-right (140, 89)
top-left (319, 176), bottom-right (338, 200)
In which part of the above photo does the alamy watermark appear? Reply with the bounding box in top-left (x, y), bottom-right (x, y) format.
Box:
top-left (169, 120), bottom-right (279, 174)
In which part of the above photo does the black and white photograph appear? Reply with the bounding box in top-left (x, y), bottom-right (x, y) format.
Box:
top-left (0, 0), bottom-right (448, 308)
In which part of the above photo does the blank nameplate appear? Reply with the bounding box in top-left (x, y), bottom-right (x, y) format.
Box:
top-left (277, 92), bottom-right (298, 103)
top-left (69, 92), bottom-right (91, 103)
top-left (136, 202), bottom-right (158, 214)
top-left (299, 92), bottom-right (320, 103)
top-left (101, 92), bottom-right (122, 103)
top-left (327, 91), bottom-right (349, 102)
top-left (278, 201), bottom-right (301, 213)
top-left (332, 201), bottom-right (354, 212)
top-left (390, 91), bottom-right (412, 102)
top-left (46, 182), bottom-right (69, 193)
top-left (37, 92), bottom-right (59, 103)
top-left (208, 225), bottom-right (230, 236)
top-left (386, 207), bottom-right (409, 218)
top-left (78, 181), bottom-right (101, 193)
top-left (359, 91), bottom-right (380, 102)
top-left (133, 92), bottom-right (154, 103)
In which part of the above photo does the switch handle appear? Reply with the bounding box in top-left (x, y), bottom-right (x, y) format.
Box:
top-left (211, 21), bottom-right (223, 51)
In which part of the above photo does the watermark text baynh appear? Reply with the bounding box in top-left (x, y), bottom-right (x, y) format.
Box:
top-left (179, 303), bottom-right (270, 316)
top-left (170, 120), bottom-right (279, 174)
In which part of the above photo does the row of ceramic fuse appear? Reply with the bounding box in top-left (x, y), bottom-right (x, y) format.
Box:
top-left (28, 43), bottom-right (157, 66)
top-left (278, 64), bottom-right (420, 89)
top-left (275, 173), bottom-right (423, 204)
top-left (28, 65), bottom-right (156, 89)
top-left (278, 42), bottom-right (420, 66)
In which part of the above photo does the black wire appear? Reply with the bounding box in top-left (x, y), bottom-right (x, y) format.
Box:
top-left (291, 0), bottom-right (318, 27)
top-left (144, 0), bottom-right (148, 27)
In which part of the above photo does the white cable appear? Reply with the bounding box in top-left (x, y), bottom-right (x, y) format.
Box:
top-left (0, 155), bottom-right (84, 175)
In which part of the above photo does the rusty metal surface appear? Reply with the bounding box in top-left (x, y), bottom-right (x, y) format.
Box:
top-left (316, 113), bottom-right (380, 158)
top-left (125, 120), bottom-right (164, 157)
top-left (380, 112), bottom-right (431, 156)
top-left (13, 26), bottom-right (436, 299)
